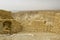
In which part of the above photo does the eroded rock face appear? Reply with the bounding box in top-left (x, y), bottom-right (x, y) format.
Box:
top-left (0, 20), bottom-right (23, 34)
top-left (0, 10), bottom-right (60, 40)
top-left (13, 10), bottom-right (60, 34)
top-left (0, 10), bottom-right (60, 34)
top-left (0, 10), bottom-right (23, 34)
top-left (0, 10), bottom-right (13, 19)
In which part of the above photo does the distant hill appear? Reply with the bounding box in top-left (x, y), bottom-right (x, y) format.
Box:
top-left (0, 10), bottom-right (13, 19)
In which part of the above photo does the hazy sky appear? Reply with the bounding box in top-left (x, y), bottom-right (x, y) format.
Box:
top-left (0, 0), bottom-right (60, 11)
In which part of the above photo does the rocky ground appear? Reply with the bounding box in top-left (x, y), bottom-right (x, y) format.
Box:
top-left (0, 32), bottom-right (60, 40)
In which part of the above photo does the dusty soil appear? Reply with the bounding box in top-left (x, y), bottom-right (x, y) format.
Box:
top-left (0, 32), bottom-right (60, 40)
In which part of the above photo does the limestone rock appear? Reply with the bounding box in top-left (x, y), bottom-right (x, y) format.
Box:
top-left (13, 10), bottom-right (60, 34)
top-left (0, 10), bottom-right (23, 34)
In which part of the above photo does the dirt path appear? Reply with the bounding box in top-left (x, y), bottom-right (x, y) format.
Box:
top-left (0, 32), bottom-right (60, 40)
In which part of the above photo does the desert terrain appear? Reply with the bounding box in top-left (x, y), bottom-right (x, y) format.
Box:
top-left (0, 10), bottom-right (60, 40)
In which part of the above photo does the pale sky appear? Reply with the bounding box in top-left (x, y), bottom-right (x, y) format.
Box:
top-left (0, 0), bottom-right (60, 11)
